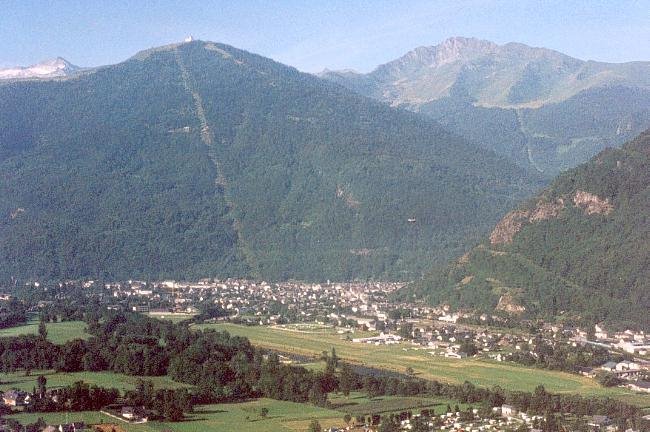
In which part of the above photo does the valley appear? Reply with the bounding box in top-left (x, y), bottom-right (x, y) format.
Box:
top-left (1, 6), bottom-right (649, 430)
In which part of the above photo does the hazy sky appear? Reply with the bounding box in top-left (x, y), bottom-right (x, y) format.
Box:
top-left (2, 0), bottom-right (649, 72)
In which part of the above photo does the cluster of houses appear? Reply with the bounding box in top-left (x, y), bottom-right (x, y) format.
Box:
top-left (590, 325), bottom-right (650, 354)
top-left (104, 277), bottom-right (404, 326)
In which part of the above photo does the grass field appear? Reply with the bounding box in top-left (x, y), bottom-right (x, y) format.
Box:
top-left (0, 370), bottom-right (191, 393)
top-left (0, 320), bottom-right (88, 344)
top-left (329, 392), bottom-right (467, 417)
top-left (197, 323), bottom-right (650, 408)
top-left (8, 399), bottom-right (346, 432)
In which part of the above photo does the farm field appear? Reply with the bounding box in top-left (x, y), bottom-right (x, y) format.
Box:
top-left (0, 370), bottom-right (191, 393)
top-left (0, 320), bottom-right (88, 344)
top-left (8, 399), bottom-right (346, 432)
top-left (198, 323), bottom-right (650, 408)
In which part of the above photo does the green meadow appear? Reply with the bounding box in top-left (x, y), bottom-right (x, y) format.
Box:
top-left (0, 370), bottom-right (190, 393)
top-left (0, 320), bottom-right (88, 344)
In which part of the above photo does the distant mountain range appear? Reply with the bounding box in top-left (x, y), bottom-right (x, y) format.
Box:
top-left (0, 40), bottom-right (540, 281)
top-left (400, 129), bottom-right (650, 330)
top-left (0, 57), bottom-right (80, 80)
top-left (320, 37), bottom-right (650, 175)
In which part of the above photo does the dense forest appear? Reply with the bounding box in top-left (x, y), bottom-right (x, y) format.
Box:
top-left (0, 40), bottom-right (540, 282)
top-left (402, 130), bottom-right (650, 330)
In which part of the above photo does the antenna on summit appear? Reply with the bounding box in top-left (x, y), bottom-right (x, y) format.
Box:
top-left (184, 35), bottom-right (194, 43)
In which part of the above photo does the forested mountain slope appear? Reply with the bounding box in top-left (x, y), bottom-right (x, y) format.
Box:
top-left (321, 37), bottom-right (650, 175)
top-left (402, 130), bottom-right (650, 330)
top-left (0, 40), bottom-right (539, 281)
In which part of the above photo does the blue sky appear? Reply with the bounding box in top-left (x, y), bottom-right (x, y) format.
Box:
top-left (2, 0), bottom-right (649, 72)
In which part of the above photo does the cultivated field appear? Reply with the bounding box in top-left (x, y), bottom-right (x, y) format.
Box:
top-left (0, 320), bottom-right (88, 344)
top-left (196, 323), bottom-right (650, 408)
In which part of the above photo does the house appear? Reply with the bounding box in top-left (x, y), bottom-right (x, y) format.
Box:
top-left (444, 351), bottom-right (467, 359)
top-left (501, 404), bottom-right (517, 417)
top-left (616, 361), bottom-right (640, 371)
top-left (122, 406), bottom-right (136, 419)
top-left (2, 389), bottom-right (31, 406)
top-left (120, 406), bottom-right (148, 423)
top-left (628, 381), bottom-right (650, 393)
top-left (594, 324), bottom-right (608, 340)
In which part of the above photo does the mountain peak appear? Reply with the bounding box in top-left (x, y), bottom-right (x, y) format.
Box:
top-left (394, 37), bottom-right (498, 67)
top-left (0, 57), bottom-right (79, 80)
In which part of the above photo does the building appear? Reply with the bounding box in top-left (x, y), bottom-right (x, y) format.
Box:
top-left (501, 404), bottom-right (517, 417)
top-left (617, 340), bottom-right (650, 354)
top-left (2, 390), bottom-right (31, 406)
top-left (122, 406), bottom-right (136, 419)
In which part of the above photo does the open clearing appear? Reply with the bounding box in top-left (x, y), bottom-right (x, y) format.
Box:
top-left (196, 323), bottom-right (650, 408)
top-left (0, 320), bottom-right (88, 344)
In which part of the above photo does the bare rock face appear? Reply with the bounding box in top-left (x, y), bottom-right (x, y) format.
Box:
top-left (496, 294), bottom-right (526, 314)
top-left (530, 198), bottom-right (565, 221)
top-left (573, 190), bottom-right (613, 215)
top-left (489, 210), bottom-right (530, 245)
top-left (490, 198), bottom-right (565, 245)
top-left (490, 192), bottom-right (614, 245)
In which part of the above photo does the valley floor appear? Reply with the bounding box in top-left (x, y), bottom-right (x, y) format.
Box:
top-left (198, 323), bottom-right (650, 409)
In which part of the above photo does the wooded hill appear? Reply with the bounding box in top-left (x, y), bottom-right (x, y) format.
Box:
top-left (0, 40), bottom-right (540, 281)
top-left (402, 130), bottom-right (650, 330)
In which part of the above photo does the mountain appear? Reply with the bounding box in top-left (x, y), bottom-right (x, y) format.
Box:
top-left (0, 40), bottom-right (540, 282)
top-left (320, 37), bottom-right (650, 175)
top-left (0, 57), bottom-right (80, 80)
top-left (401, 130), bottom-right (650, 330)
top-left (320, 37), bottom-right (650, 108)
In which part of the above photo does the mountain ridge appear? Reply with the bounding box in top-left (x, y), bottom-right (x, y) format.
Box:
top-left (320, 37), bottom-right (650, 175)
top-left (0, 40), bottom-right (541, 282)
top-left (321, 36), bottom-right (650, 108)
